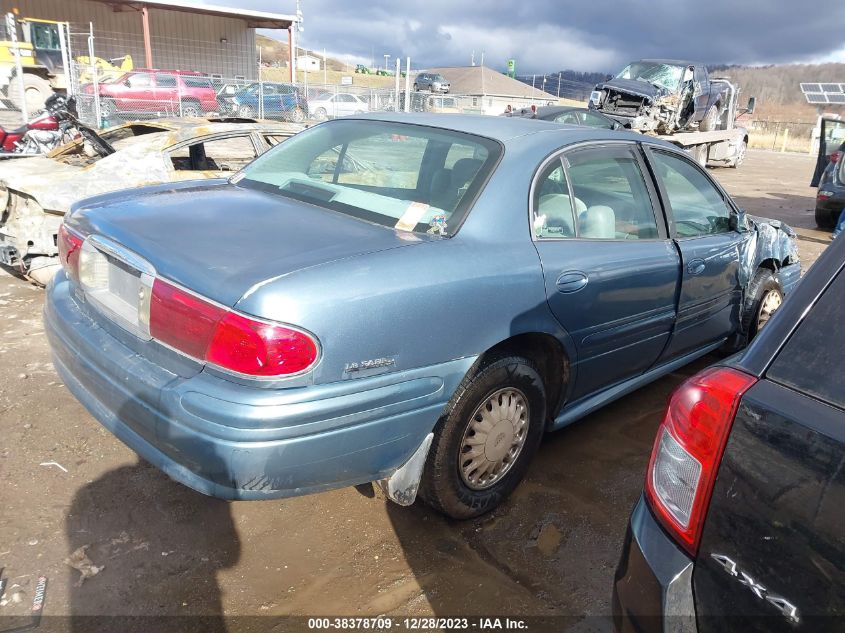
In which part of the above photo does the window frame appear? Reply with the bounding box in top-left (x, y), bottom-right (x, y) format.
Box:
top-left (642, 143), bottom-right (739, 241)
top-left (529, 141), bottom-right (668, 242)
top-left (166, 131), bottom-right (263, 172)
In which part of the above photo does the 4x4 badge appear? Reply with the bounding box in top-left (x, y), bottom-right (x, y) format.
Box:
top-left (711, 554), bottom-right (799, 623)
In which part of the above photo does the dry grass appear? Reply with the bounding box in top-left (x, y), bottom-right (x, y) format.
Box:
top-left (261, 67), bottom-right (397, 88)
top-left (748, 131), bottom-right (814, 154)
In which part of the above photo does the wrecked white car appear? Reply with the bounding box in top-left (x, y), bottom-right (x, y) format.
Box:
top-left (0, 118), bottom-right (303, 284)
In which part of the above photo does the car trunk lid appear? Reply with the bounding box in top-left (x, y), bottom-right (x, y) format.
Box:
top-left (67, 180), bottom-right (425, 308)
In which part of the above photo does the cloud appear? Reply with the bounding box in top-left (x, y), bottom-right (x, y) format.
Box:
top-left (206, 0), bottom-right (845, 73)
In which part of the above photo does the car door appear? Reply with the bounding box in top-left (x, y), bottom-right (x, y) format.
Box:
top-left (811, 117), bottom-right (845, 186)
top-left (645, 146), bottom-right (745, 360)
top-left (532, 143), bottom-right (680, 400)
top-left (154, 73), bottom-right (178, 114)
top-left (120, 72), bottom-right (154, 111)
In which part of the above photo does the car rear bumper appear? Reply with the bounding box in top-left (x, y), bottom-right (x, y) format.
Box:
top-left (44, 273), bottom-right (472, 500)
top-left (612, 496), bottom-right (698, 633)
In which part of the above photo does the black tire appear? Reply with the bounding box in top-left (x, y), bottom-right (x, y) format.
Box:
top-left (420, 353), bottom-right (547, 519)
top-left (413, 83), bottom-right (419, 92)
top-left (314, 107), bottom-right (328, 120)
top-left (238, 104), bottom-right (254, 118)
top-left (699, 104), bottom-right (720, 132)
top-left (815, 207), bottom-right (837, 230)
top-left (742, 268), bottom-right (784, 340)
top-left (288, 106), bottom-right (305, 123)
top-left (180, 100), bottom-right (202, 117)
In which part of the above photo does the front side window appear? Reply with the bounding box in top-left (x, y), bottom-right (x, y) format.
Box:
top-left (565, 146), bottom-right (659, 239)
top-left (651, 150), bottom-right (733, 238)
top-left (237, 120), bottom-right (500, 235)
top-left (127, 73), bottom-right (152, 88)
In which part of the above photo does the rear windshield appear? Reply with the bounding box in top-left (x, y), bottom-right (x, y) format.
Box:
top-left (183, 76), bottom-right (212, 88)
top-left (236, 119), bottom-right (500, 236)
top-left (767, 269), bottom-right (845, 410)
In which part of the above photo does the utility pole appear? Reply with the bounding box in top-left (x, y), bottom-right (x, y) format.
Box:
top-left (557, 72), bottom-right (561, 98)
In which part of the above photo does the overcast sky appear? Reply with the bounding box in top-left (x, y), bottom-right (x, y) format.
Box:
top-left (207, 0), bottom-right (845, 73)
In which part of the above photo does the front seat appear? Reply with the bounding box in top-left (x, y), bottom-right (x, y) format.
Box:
top-left (579, 205), bottom-right (616, 239)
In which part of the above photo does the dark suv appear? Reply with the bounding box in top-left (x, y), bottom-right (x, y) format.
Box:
top-left (413, 72), bottom-right (450, 93)
top-left (85, 70), bottom-right (220, 117)
top-left (613, 233), bottom-right (845, 631)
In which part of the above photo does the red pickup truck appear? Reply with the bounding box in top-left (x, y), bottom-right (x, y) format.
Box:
top-left (83, 69), bottom-right (220, 117)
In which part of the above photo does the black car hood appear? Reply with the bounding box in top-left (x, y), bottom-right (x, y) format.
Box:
top-left (596, 78), bottom-right (663, 100)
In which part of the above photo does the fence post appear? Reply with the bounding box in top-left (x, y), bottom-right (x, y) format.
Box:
top-left (88, 22), bottom-right (101, 128)
top-left (404, 57), bottom-right (410, 113)
top-left (771, 122), bottom-right (780, 151)
top-left (394, 57), bottom-right (400, 112)
top-left (6, 13), bottom-right (28, 122)
top-left (780, 127), bottom-right (789, 153)
top-left (258, 75), bottom-right (264, 119)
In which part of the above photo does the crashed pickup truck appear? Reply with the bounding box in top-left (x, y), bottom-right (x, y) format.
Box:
top-left (589, 59), bottom-right (734, 134)
top-left (0, 118), bottom-right (303, 284)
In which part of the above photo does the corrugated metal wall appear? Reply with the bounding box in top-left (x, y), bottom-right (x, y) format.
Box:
top-left (0, 0), bottom-right (260, 78)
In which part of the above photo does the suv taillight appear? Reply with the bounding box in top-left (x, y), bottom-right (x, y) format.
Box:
top-left (645, 367), bottom-right (757, 555)
top-left (830, 150), bottom-right (842, 164)
top-left (149, 278), bottom-right (319, 377)
top-left (57, 224), bottom-right (84, 283)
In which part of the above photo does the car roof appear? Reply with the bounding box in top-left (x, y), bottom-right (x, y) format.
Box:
top-left (346, 111), bottom-right (651, 144)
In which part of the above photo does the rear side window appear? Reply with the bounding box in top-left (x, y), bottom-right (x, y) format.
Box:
top-left (183, 77), bottom-right (212, 88)
top-left (767, 269), bottom-right (845, 410)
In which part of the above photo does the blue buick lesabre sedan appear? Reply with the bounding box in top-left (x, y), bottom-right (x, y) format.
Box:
top-left (45, 113), bottom-right (800, 519)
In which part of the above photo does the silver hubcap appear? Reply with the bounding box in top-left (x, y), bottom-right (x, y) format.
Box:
top-left (758, 289), bottom-right (782, 329)
top-left (459, 388), bottom-right (529, 490)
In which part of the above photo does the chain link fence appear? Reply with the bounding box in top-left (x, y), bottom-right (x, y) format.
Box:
top-left (746, 120), bottom-right (818, 153)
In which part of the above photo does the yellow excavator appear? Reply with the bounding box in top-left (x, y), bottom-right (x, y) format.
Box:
top-left (0, 13), bottom-right (132, 113)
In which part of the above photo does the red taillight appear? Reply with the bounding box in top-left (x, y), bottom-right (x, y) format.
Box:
top-left (644, 367), bottom-right (757, 555)
top-left (830, 150), bottom-right (841, 163)
top-left (150, 279), bottom-right (225, 359)
top-left (57, 224), bottom-right (83, 282)
top-left (149, 278), bottom-right (318, 377)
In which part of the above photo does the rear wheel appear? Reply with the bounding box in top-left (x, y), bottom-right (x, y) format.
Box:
top-left (314, 107), bottom-right (328, 120)
top-left (238, 104), bottom-right (254, 118)
top-left (420, 353), bottom-right (546, 519)
top-left (180, 100), bottom-right (202, 117)
top-left (98, 97), bottom-right (116, 118)
top-left (699, 104), bottom-right (720, 132)
top-left (288, 106), bottom-right (305, 123)
top-left (743, 268), bottom-right (784, 340)
top-left (815, 207), bottom-right (837, 230)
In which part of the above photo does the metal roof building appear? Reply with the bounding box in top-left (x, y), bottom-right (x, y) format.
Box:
top-left (0, 0), bottom-right (298, 79)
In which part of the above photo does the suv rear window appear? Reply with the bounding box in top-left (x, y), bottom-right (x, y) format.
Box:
top-left (767, 269), bottom-right (845, 410)
top-left (237, 119), bottom-right (500, 236)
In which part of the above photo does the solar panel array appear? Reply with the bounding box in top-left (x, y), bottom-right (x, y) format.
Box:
top-left (801, 82), bottom-right (845, 103)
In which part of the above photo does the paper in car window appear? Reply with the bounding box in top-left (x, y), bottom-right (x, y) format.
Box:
top-left (395, 202), bottom-right (429, 231)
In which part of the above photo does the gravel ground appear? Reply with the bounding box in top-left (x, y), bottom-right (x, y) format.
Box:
top-left (0, 149), bottom-right (830, 632)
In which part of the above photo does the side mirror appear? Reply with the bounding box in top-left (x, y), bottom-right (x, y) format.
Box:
top-left (611, 122), bottom-right (622, 130)
top-left (746, 96), bottom-right (756, 115)
top-left (731, 208), bottom-right (748, 232)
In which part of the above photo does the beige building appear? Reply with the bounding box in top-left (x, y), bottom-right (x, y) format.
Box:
top-left (424, 65), bottom-right (557, 115)
top-left (0, 0), bottom-right (296, 79)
